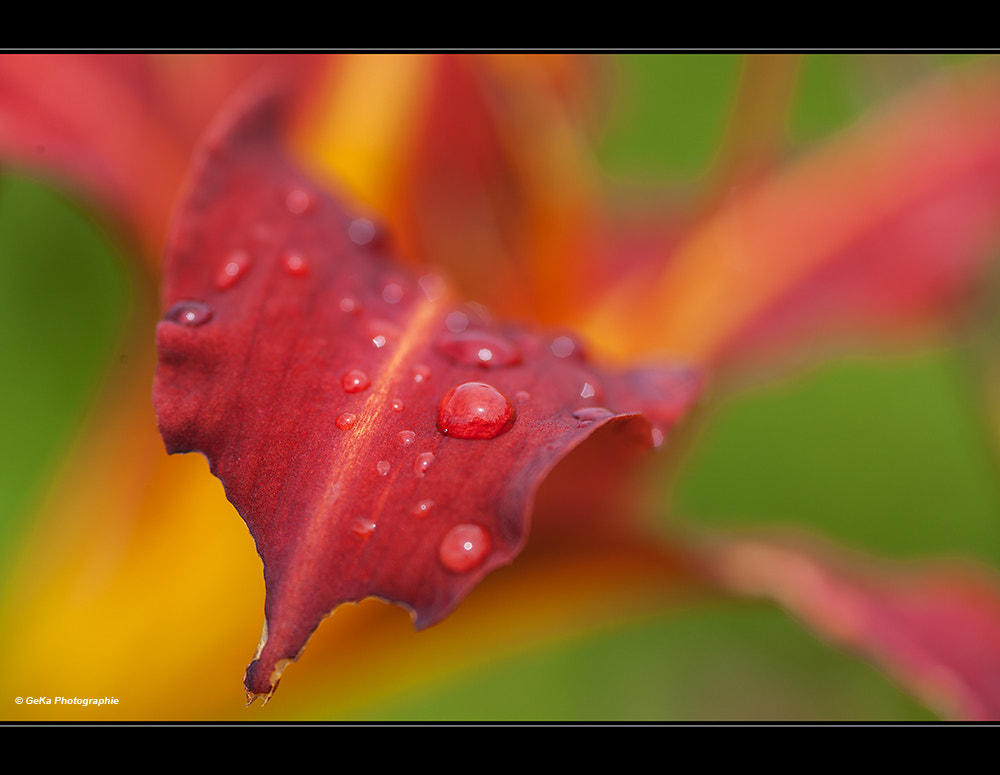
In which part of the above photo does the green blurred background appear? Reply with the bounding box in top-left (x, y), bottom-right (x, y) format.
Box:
top-left (3, 53), bottom-right (998, 720)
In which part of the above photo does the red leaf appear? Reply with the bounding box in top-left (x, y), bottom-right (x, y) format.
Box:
top-left (152, 81), bottom-right (700, 703)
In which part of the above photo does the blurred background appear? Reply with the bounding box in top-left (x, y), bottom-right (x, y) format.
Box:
top-left (2, 53), bottom-right (998, 720)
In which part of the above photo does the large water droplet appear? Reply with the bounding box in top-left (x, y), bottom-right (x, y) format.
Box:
top-left (342, 369), bottom-right (371, 393)
top-left (335, 412), bottom-right (358, 430)
top-left (413, 451), bottom-right (435, 476)
top-left (215, 249), bottom-right (252, 290)
top-left (435, 330), bottom-right (522, 369)
top-left (164, 300), bottom-right (213, 327)
top-left (437, 382), bottom-right (515, 440)
top-left (439, 524), bottom-right (490, 573)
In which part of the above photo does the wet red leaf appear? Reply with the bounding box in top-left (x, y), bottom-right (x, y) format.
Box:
top-left (152, 81), bottom-right (700, 703)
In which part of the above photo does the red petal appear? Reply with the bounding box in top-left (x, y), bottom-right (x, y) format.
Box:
top-left (152, 81), bottom-right (700, 703)
top-left (710, 534), bottom-right (1000, 720)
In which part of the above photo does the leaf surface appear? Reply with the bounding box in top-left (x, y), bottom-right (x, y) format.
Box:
top-left (152, 82), bottom-right (700, 702)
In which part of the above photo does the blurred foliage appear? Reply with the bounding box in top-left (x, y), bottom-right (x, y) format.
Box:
top-left (2, 53), bottom-right (998, 720)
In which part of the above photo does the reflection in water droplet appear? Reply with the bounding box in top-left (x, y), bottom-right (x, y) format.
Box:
top-left (411, 499), bottom-right (434, 518)
top-left (571, 407), bottom-right (615, 427)
top-left (551, 335), bottom-right (575, 358)
top-left (215, 249), bottom-right (252, 290)
top-left (351, 517), bottom-right (376, 539)
top-left (348, 217), bottom-right (376, 245)
top-left (437, 382), bottom-right (515, 440)
top-left (165, 300), bottom-right (213, 327)
top-left (413, 451), bottom-right (435, 476)
top-left (377, 460), bottom-right (390, 476)
top-left (390, 398), bottom-right (405, 412)
top-left (413, 364), bottom-right (432, 383)
top-left (439, 524), bottom-right (490, 573)
top-left (281, 250), bottom-right (309, 276)
top-left (342, 369), bottom-right (371, 393)
top-left (335, 412), bottom-right (358, 430)
top-left (397, 430), bottom-right (416, 445)
top-left (435, 330), bottom-right (522, 369)
top-left (286, 186), bottom-right (314, 215)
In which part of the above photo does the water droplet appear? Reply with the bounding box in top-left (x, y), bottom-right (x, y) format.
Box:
top-left (413, 364), bottom-right (432, 384)
top-left (285, 186), bottom-right (314, 215)
top-left (164, 300), bottom-right (213, 327)
top-left (348, 217), bottom-right (376, 245)
top-left (351, 517), bottom-right (376, 539)
top-left (413, 451), bottom-right (435, 476)
top-left (651, 427), bottom-right (665, 448)
top-left (377, 460), bottom-right (390, 476)
top-left (571, 407), bottom-right (615, 427)
top-left (411, 499), bottom-right (434, 518)
top-left (418, 273), bottom-right (446, 302)
top-left (514, 390), bottom-right (531, 403)
top-left (445, 311), bottom-right (469, 333)
top-left (439, 524), bottom-right (490, 573)
top-left (437, 382), bottom-right (515, 440)
top-left (281, 250), bottom-right (309, 276)
top-left (215, 249), bottom-right (251, 290)
top-left (342, 369), bottom-right (371, 393)
top-left (435, 330), bottom-right (522, 368)
top-left (372, 335), bottom-right (387, 349)
top-left (551, 335), bottom-right (576, 358)
top-left (580, 382), bottom-right (596, 399)
top-left (390, 398), bottom-right (405, 412)
top-left (340, 296), bottom-right (360, 314)
top-left (335, 412), bottom-right (358, 430)
top-left (397, 430), bottom-right (416, 445)
top-left (382, 282), bottom-right (403, 304)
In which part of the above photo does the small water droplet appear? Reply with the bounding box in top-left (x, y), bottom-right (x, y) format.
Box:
top-left (413, 364), bottom-right (432, 384)
top-left (390, 398), bottom-right (405, 412)
top-left (286, 186), bottom-right (314, 215)
top-left (571, 407), bottom-right (615, 427)
top-left (281, 250), bottom-right (309, 276)
top-left (651, 427), bottom-right (665, 448)
top-left (164, 300), bottom-right (213, 327)
top-left (215, 249), bottom-right (252, 290)
top-left (514, 390), bottom-right (531, 403)
top-left (342, 369), bottom-right (371, 393)
top-left (411, 499), bottom-right (434, 518)
top-left (377, 460), bottom-right (390, 476)
top-left (397, 430), bottom-right (416, 445)
top-left (335, 412), bottom-right (358, 430)
top-left (551, 335), bottom-right (576, 358)
top-left (372, 335), bottom-right (387, 349)
top-left (435, 330), bottom-right (522, 369)
top-left (580, 382), bottom-right (596, 399)
top-left (382, 282), bottom-right (403, 304)
top-left (413, 451), bottom-right (435, 476)
top-left (437, 382), bottom-right (515, 440)
top-left (340, 296), bottom-right (360, 314)
top-left (445, 311), bottom-right (469, 333)
top-left (351, 517), bottom-right (376, 539)
top-left (348, 217), bottom-right (376, 245)
top-left (439, 524), bottom-right (490, 573)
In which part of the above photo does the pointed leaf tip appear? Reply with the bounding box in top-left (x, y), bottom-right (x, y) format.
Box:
top-left (153, 85), bottom-right (701, 701)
